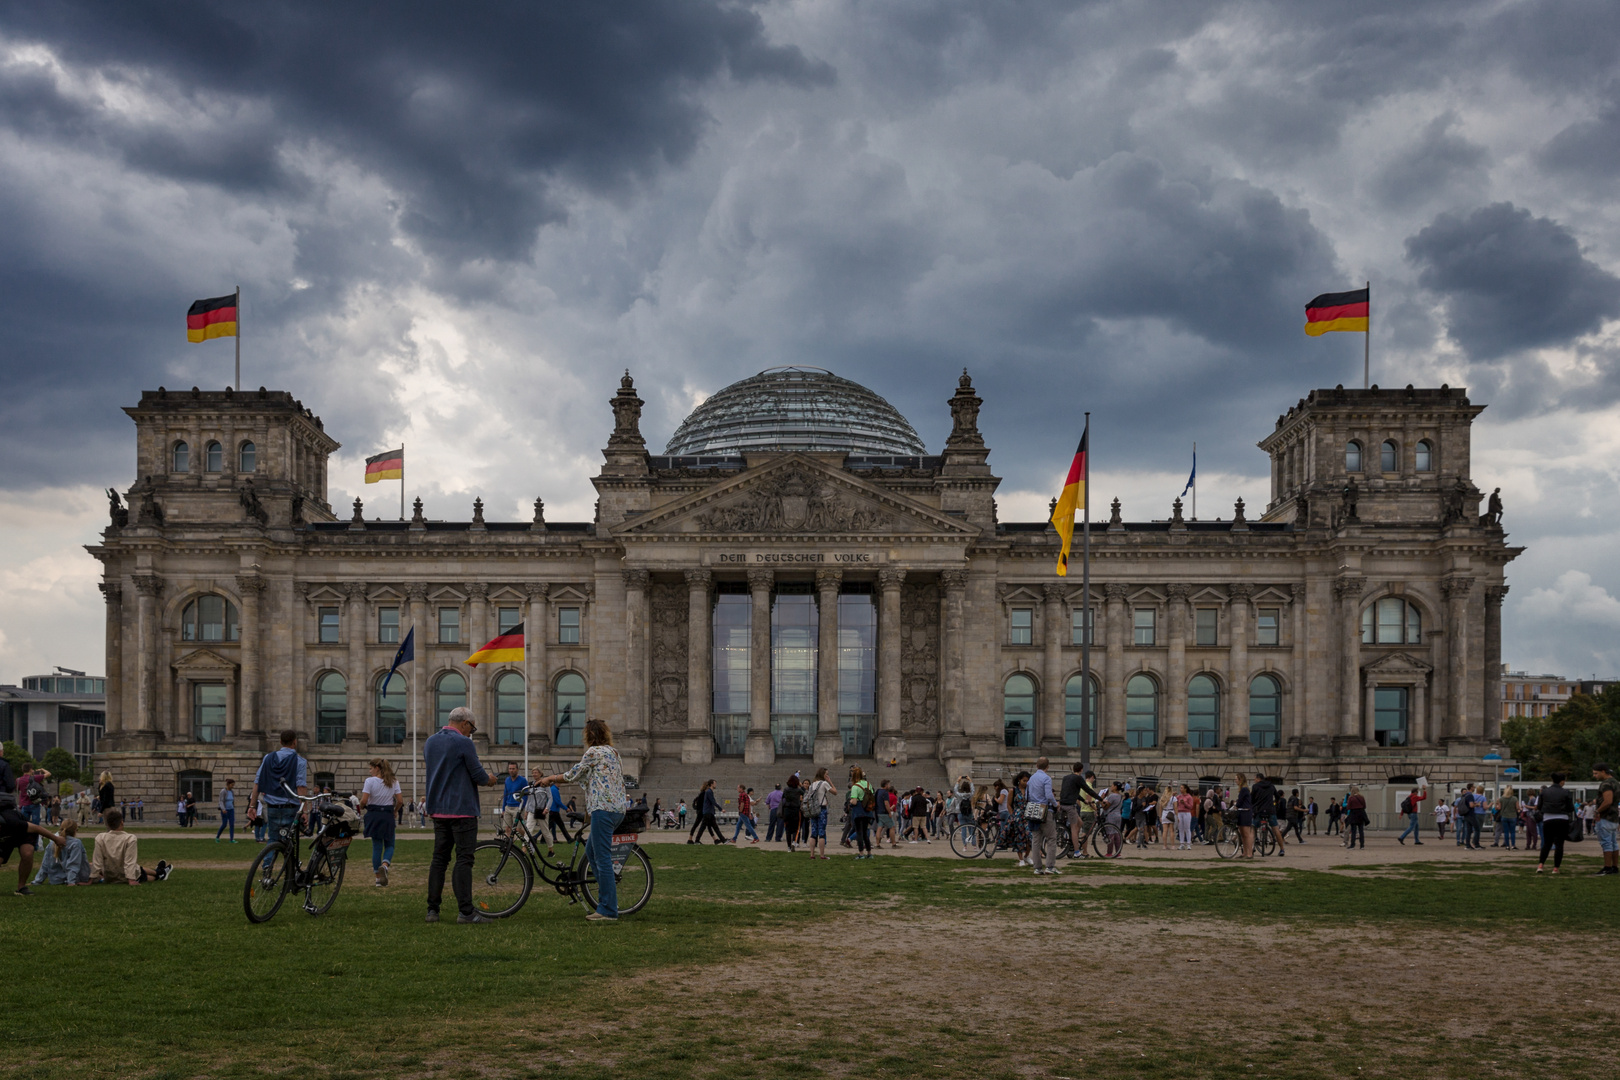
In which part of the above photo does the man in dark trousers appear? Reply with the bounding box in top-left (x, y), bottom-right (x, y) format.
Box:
top-left (423, 706), bottom-right (500, 924)
top-left (1250, 775), bottom-right (1286, 856)
top-left (1059, 763), bottom-right (1100, 859)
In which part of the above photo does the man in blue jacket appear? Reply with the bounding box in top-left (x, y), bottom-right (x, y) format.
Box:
top-left (424, 706), bottom-right (500, 923)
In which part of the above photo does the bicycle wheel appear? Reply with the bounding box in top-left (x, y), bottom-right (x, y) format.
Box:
top-left (244, 842), bottom-right (292, 923)
top-left (580, 843), bottom-right (654, 917)
top-left (1091, 823), bottom-right (1124, 859)
top-left (1214, 825), bottom-right (1241, 859)
top-left (303, 846), bottom-right (345, 916)
top-left (980, 822), bottom-right (1002, 859)
top-left (1056, 829), bottom-right (1074, 860)
top-left (949, 823), bottom-right (986, 858)
top-left (1256, 826), bottom-right (1277, 857)
top-left (469, 840), bottom-right (534, 917)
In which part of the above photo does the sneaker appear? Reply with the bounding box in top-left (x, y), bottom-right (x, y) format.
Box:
top-left (378, 864), bottom-right (389, 887)
top-left (1048, 868), bottom-right (1063, 877)
top-left (155, 860), bottom-right (173, 881)
top-left (456, 912), bottom-right (493, 924)
top-left (585, 912), bottom-right (618, 921)
top-left (425, 910), bottom-right (440, 923)
top-left (1033, 868), bottom-right (1046, 875)
top-left (1397, 836), bottom-right (1405, 845)
top-left (14, 887), bottom-right (35, 896)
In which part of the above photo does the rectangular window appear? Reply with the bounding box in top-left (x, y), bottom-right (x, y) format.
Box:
top-left (558, 607), bottom-right (580, 644)
top-left (1133, 608), bottom-right (1156, 646)
top-left (377, 607), bottom-right (400, 644)
top-left (497, 606), bottom-right (521, 635)
top-left (711, 586), bottom-right (750, 755)
top-left (838, 590), bottom-right (877, 756)
top-left (193, 683), bottom-right (227, 743)
top-left (317, 607), bottom-right (340, 644)
top-left (1071, 607), bottom-right (1094, 646)
top-left (1374, 686), bottom-right (1409, 747)
top-left (1195, 608), bottom-right (1218, 646)
top-left (1256, 608), bottom-right (1280, 646)
top-left (437, 607), bottom-right (460, 644)
top-left (1010, 608), bottom-right (1033, 645)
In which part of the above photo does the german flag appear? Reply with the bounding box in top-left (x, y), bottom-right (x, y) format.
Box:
top-left (467, 625), bottom-right (524, 666)
top-left (1050, 420), bottom-right (1087, 577)
top-left (365, 448), bottom-right (404, 484)
top-left (186, 293), bottom-right (238, 342)
top-left (1304, 288), bottom-right (1369, 336)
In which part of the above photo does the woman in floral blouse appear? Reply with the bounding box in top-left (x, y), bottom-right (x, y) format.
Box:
top-left (537, 717), bottom-right (630, 921)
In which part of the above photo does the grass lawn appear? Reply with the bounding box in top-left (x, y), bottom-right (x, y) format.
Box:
top-left (2, 836), bottom-right (1614, 1079)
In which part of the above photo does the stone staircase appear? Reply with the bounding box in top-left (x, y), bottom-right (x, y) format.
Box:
top-left (634, 755), bottom-right (951, 813)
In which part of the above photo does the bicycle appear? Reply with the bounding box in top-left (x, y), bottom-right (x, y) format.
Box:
top-left (1213, 812), bottom-right (1279, 859)
top-left (244, 786), bottom-right (359, 923)
top-left (467, 785), bottom-right (653, 918)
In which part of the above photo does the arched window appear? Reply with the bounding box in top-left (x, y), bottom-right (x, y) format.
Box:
top-left (1361, 597), bottom-right (1422, 644)
top-left (555, 672), bottom-right (587, 746)
top-left (1003, 674), bottom-right (1036, 748)
top-left (375, 675), bottom-right (406, 744)
top-left (1249, 675), bottom-right (1281, 748)
top-left (193, 683), bottom-right (226, 743)
top-left (172, 440), bottom-right (190, 472)
top-left (1415, 439), bottom-right (1433, 472)
top-left (435, 672), bottom-right (467, 726)
top-left (1380, 440), bottom-right (1397, 473)
top-left (239, 441), bottom-right (256, 472)
top-left (205, 440), bottom-right (223, 472)
top-left (1125, 674), bottom-right (1158, 748)
top-left (494, 672), bottom-right (525, 746)
top-left (1345, 441), bottom-right (1362, 472)
top-left (1187, 674), bottom-right (1220, 749)
top-left (316, 672), bottom-right (347, 744)
top-left (181, 595), bottom-right (240, 642)
top-left (1064, 674), bottom-right (1098, 748)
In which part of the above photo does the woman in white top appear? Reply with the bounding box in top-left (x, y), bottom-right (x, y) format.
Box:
top-left (358, 758), bottom-right (402, 887)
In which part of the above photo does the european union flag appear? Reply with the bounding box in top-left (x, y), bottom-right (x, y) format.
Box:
top-left (381, 627), bottom-right (414, 694)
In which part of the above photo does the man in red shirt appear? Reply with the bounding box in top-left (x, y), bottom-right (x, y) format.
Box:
top-left (731, 786), bottom-right (759, 844)
top-left (1396, 786), bottom-right (1428, 845)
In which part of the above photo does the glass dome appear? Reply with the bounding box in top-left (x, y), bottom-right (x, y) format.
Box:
top-left (665, 367), bottom-right (927, 457)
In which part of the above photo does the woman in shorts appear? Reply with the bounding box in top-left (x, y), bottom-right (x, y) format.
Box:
top-left (805, 768), bottom-right (835, 859)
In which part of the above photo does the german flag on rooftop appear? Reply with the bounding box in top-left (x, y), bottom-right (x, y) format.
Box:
top-left (186, 293), bottom-right (238, 342)
top-left (365, 448), bottom-right (404, 484)
top-left (1304, 288), bottom-right (1368, 336)
top-left (466, 625), bottom-right (524, 666)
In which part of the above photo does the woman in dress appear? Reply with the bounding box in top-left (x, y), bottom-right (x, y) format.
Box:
top-left (1234, 773), bottom-right (1256, 858)
top-left (1008, 771), bottom-right (1033, 866)
top-left (358, 757), bottom-right (401, 887)
top-left (537, 718), bottom-right (631, 920)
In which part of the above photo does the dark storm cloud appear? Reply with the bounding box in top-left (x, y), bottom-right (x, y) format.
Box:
top-left (1369, 113), bottom-right (1489, 210)
top-left (1405, 202), bottom-right (1620, 361)
top-left (0, 1), bottom-right (832, 261)
top-left (1539, 99), bottom-right (1620, 181)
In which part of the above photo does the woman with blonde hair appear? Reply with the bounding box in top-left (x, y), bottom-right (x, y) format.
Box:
top-left (537, 717), bottom-right (631, 920)
top-left (1234, 773), bottom-right (1255, 858)
top-left (359, 758), bottom-right (401, 886)
top-left (848, 765), bottom-right (876, 858)
top-left (97, 771), bottom-right (115, 820)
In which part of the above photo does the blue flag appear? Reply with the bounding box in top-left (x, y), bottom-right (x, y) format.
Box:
top-left (381, 627), bottom-right (414, 695)
top-left (1180, 449), bottom-right (1196, 498)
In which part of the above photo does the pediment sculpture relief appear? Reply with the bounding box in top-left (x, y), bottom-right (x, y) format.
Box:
top-left (692, 465), bottom-right (892, 534)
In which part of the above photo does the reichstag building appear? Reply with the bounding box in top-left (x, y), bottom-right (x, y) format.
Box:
top-left (91, 367), bottom-right (1518, 802)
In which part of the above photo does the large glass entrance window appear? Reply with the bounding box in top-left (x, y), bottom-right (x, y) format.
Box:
top-left (1374, 686), bottom-right (1409, 746)
top-left (711, 583), bottom-right (750, 755)
top-left (193, 683), bottom-right (226, 743)
top-left (1003, 674), bottom-right (1035, 748)
top-left (838, 585), bottom-right (876, 755)
top-left (771, 584), bottom-right (817, 756)
top-left (1064, 674), bottom-right (1098, 748)
top-left (1187, 674), bottom-right (1220, 748)
top-left (1125, 675), bottom-right (1158, 748)
top-left (1249, 675), bottom-right (1281, 748)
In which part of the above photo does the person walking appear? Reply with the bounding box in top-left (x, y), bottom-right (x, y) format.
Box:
top-left (422, 706), bottom-right (500, 924)
top-left (805, 768), bottom-right (835, 859)
top-left (359, 757), bottom-right (402, 887)
top-left (498, 762), bottom-right (526, 838)
top-left (780, 775), bottom-right (804, 853)
top-left (249, 730), bottom-right (309, 846)
top-left (1496, 787), bottom-right (1520, 851)
top-left (1325, 797), bottom-right (1342, 836)
top-left (1027, 758), bottom-right (1060, 875)
top-left (214, 778), bottom-right (238, 843)
top-left (1433, 797), bottom-right (1450, 841)
top-left (1396, 786), bottom-right (1427, 845)
top-left (849, 767), bottom-right (876, 859)
top-left (1591, 763), bottom-right (1618, 876)
top-left (731, 786), bottom-right (760, 844)
top-left (1536, 773), bottom-right (1576, 875)
top-left (1306, 796), bottom-right (1319, 835)
top-left (1285, 790), bottom-right (1307, 843)
top-left (676, 799), bottom-right (688, 831)
top-left (1455, 786), bottom-right (1481, 850)
top-left (689, 780), bottom-right (725, 844)
top-left (764, 784), bottom-right (784, 843)
top-left (537, 718), bottom-right (630, 921)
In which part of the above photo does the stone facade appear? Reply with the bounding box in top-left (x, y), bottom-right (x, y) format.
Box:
top-left (89, 376), bottom-right (1521, 805)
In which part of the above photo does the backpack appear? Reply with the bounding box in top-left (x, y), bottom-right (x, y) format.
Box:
top-left (25, 777), bottom-right (47, 803)
top-left (1399, 796), bottom-right (1413, 815)
top-left (860, 783), bottom-right (877, 812)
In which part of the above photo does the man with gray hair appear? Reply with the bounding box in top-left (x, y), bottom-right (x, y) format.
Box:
top-left (423, 705), bottom-right (500, 923)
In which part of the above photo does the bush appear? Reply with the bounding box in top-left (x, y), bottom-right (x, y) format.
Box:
top-left (1504, 686), bottom-right (1620, 777)
top-left (3, 740), bottom-right (33, 779)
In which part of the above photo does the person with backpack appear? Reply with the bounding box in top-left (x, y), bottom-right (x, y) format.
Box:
top-left (803, 768), bottom-right (835, 860)
top-left (848, 766), bottom-right (876, 859)
top-left (688, 780), bottom-right (725, 844)
top-left (779, 775), bottom-right (804, 853)
top-left (1396, 786), bottom-right (1427, 845)
top-left (1, 754), bottom-right (69, 896)
top-left (1454, 786), bottom-right (1481, 850)
top-left (1251, 775), bottom-right (1286, 856)
top-left (18, 768), bottom-right (51, 826)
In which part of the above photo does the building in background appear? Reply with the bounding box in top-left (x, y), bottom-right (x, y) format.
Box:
top-left (1500, 669), bottom-right (1620, 723)
top-left (88, 372), bottom-right (1518, 806)
top-left (0, 666), bottom-right (107, 771)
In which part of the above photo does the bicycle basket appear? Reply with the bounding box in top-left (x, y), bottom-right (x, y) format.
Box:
top-left (1221, 810), bottom-right (1242, 826)
top-left (320, 803), bottom-right (362, 848)
top-left (615, 806), bottom-right (648, 835)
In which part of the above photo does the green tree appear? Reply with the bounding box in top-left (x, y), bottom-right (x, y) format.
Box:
top-left (1503, 686), bottom-right (1620, 777)
top-left (39, 746), bottom-right (81, 787)
top-left (3, 740), bottom-right (33, 779)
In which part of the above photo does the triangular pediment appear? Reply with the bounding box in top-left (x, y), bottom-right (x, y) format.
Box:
top-left (618, 455), bottom-right (975, 539)
top-left (173, 648), bottom-right (238, 674)
top-left (1364, 651), bottom-right (1433, 675)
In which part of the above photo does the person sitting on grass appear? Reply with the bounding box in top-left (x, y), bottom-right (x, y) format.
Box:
top-left (1, 760), bottom-right (67, 896)
top-left (32, 820), bottom-right (91, 886)
top-left (87, 809), bottom-right (171, 884)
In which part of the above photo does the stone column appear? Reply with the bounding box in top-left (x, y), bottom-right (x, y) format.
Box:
top-left (1163, 584), bottom-right (1189, 751)
top-left (1102, 583), bottom-right (1128, 750)
top-left (234, 572), bottom-right (263, 739)
top-left (465, 583), bottom-right (489, 732)
top-left (1040, 583), bottom-right (1068, 753)
top-left (939, 570), bottom-right (966, 741)
top-left (683, 570), bottom-right (714, 765)
top-left (875, 568), bottom-right (906, 762)
top-left (1334, 575), bottom-right (1366, 748)
top-left (345, 582), bottom-right (369, 744)
top-left (407, 583), bottom-right (428, 750)
top-left (1444, 576), bottom-right (1474, 744)
top-left (1224, 584), bottom-right (1252, 749)
top-left (526, 583), bottom-right (550, 754)
top-left (133, 574), bottom-right (162, 734)
top-left (1484, 586), bottom-right (1507, 741)
top-left (1364, 670), bottom-right (1378, 744)
top-left (100, 583), bottom-right (123, 735)
top-left (815, 568), bottom-right (843, 765)
top-left (1412, 680), bottom-right (1428, 747)
top-left (1287, 586), bottom-right (1306, 746)
top-left (623, 569), bottom-right (650, 739)
top-left (744, 568), bottom-right (775, 765)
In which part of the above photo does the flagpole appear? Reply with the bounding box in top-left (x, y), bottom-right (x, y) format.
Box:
top-left (1080, 411), bottom-right (1092, 774)
top-left (400, 444), bottom-right (406, 521)
top-left (1191, 441), bottom-right (1196, 522)
top-left (234, 285), bottom-right (241, 391)
top-left (1364, 280), bottom-right (1370, 390)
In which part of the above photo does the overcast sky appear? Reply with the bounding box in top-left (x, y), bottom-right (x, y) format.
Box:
top-left (2, 0), bottom-right (1618, 684)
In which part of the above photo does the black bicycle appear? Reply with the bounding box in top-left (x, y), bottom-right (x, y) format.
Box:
top-left (467, 785), bottom-right (653, 918)
top-left (244, 786), bottom-right (359, 923)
